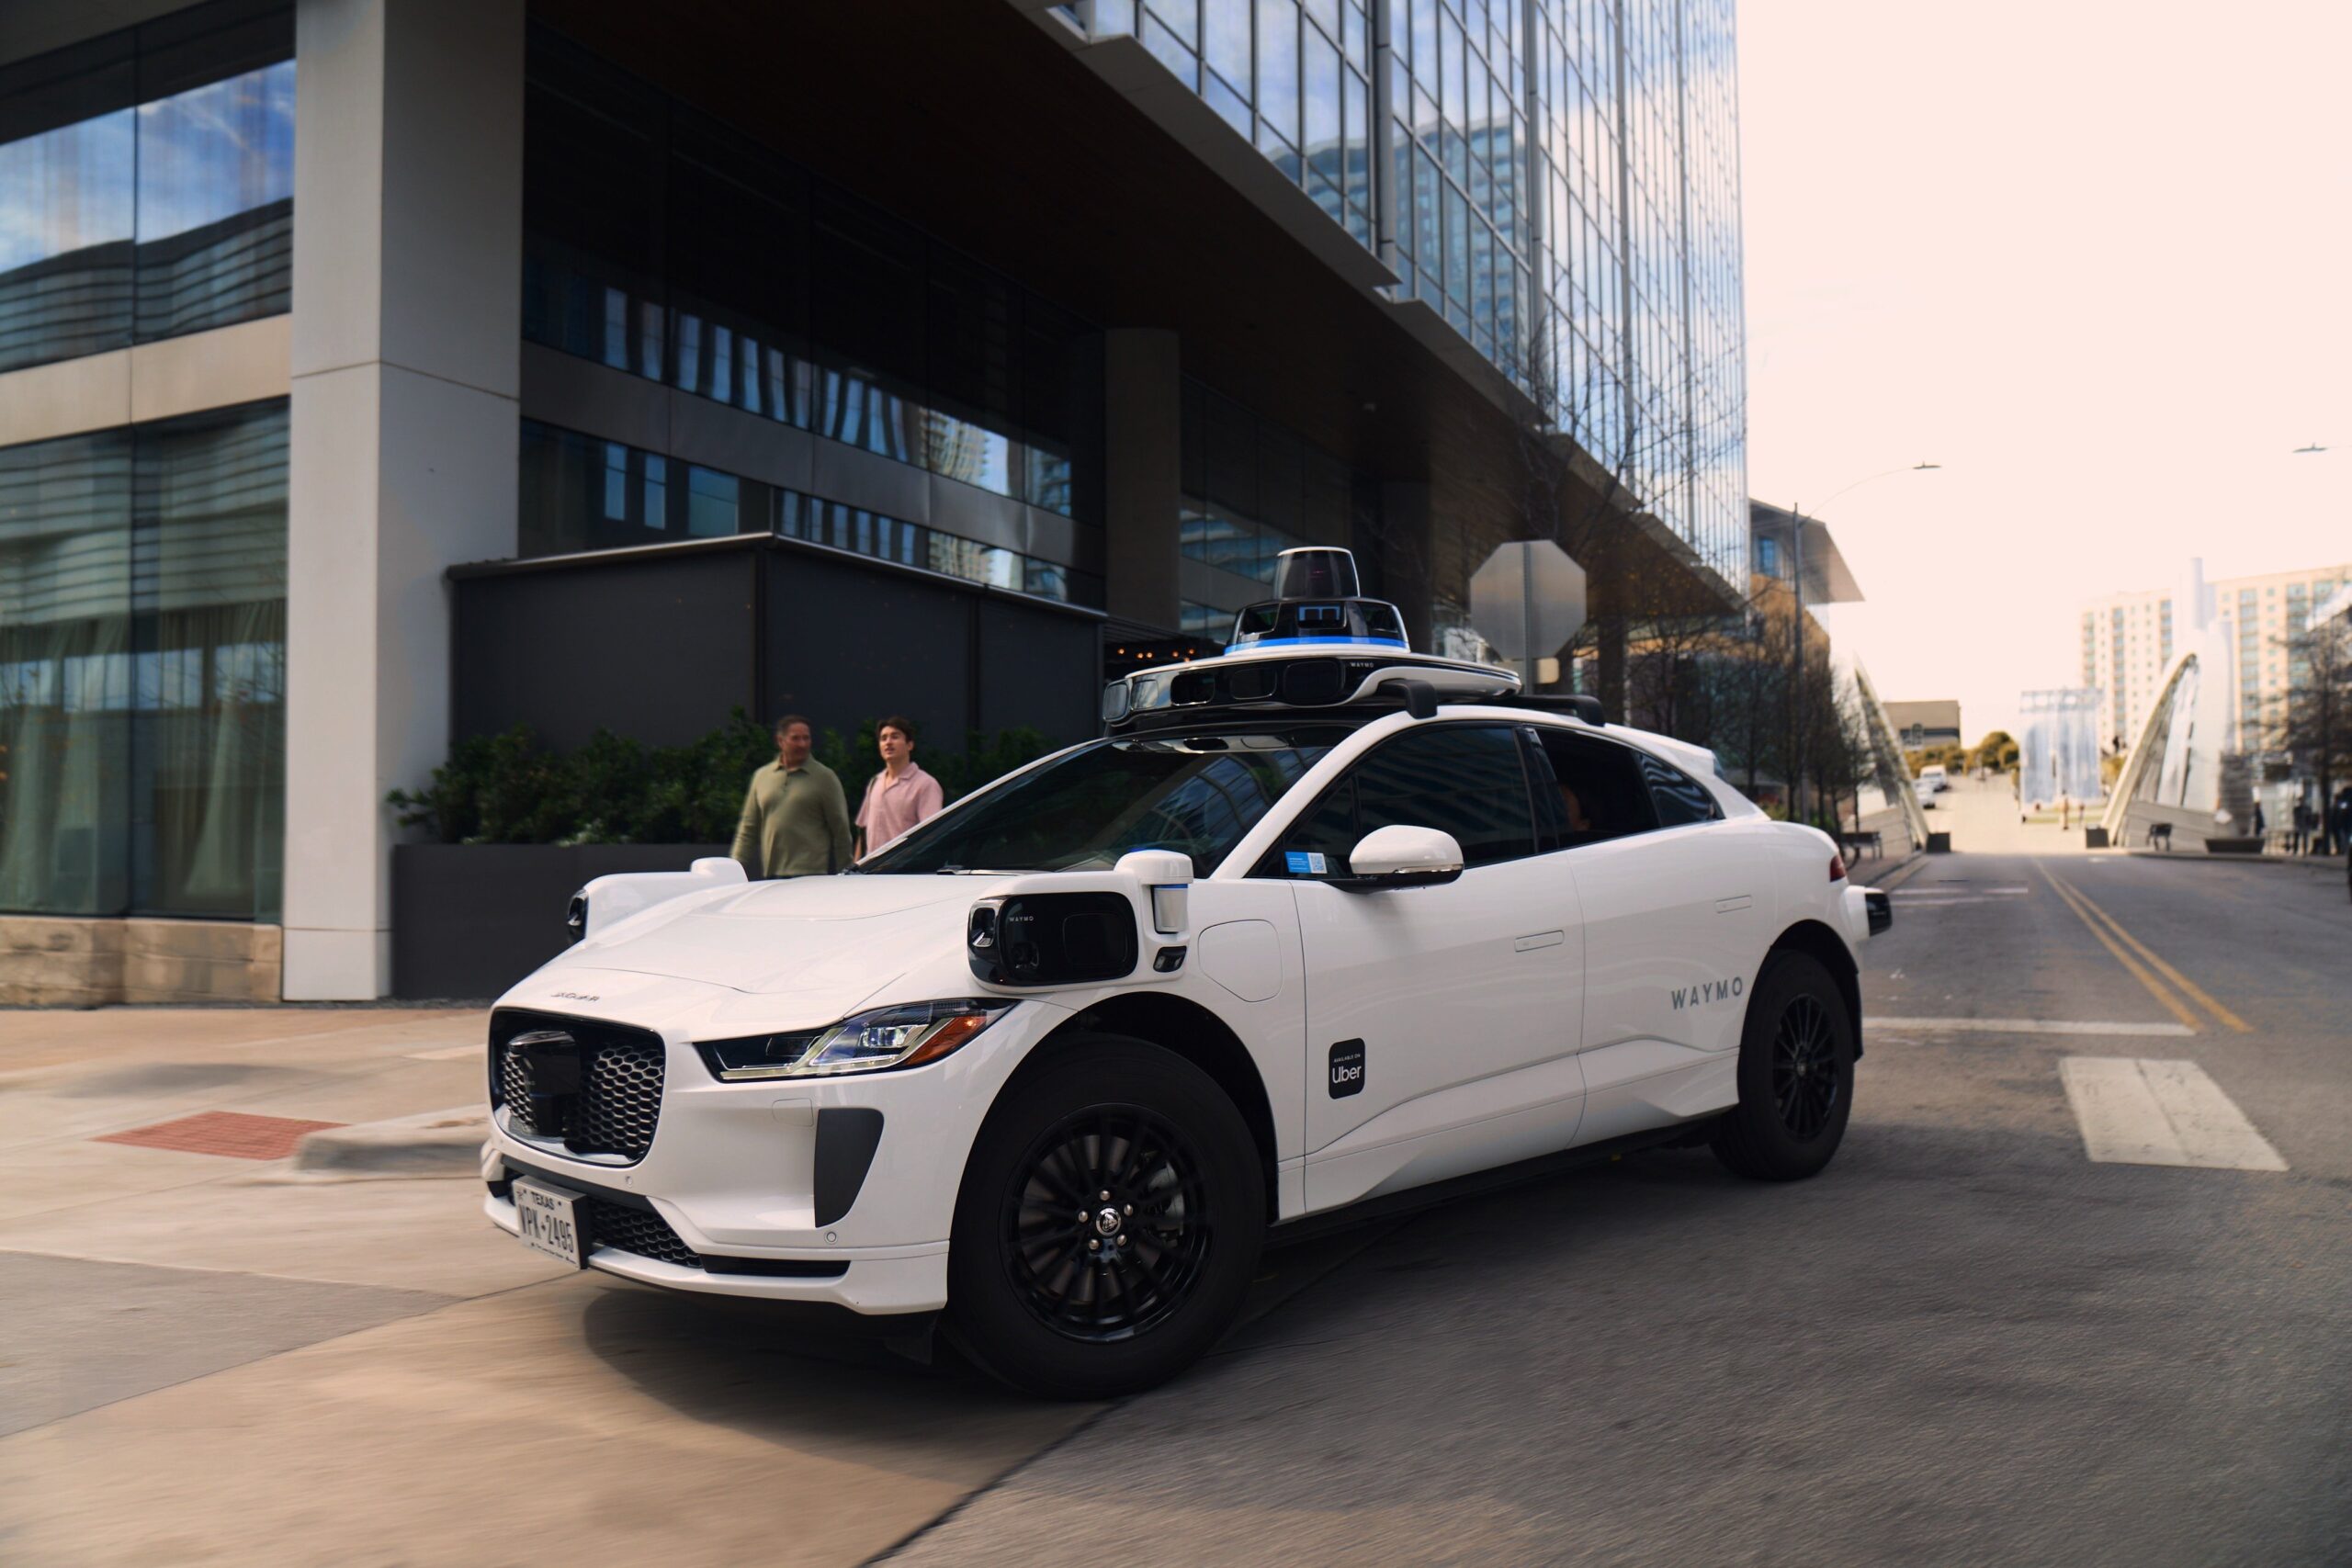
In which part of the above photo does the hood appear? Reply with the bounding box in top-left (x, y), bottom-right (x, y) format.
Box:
top-left (557, 873), bottom-right (990, 1019)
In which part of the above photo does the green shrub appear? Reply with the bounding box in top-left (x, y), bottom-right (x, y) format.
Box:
top-left (390, 708), bottom-right (1055, 846)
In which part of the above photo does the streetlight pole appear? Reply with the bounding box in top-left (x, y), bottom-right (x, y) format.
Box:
top-left (1786, 462), bottom-right (1940, 827)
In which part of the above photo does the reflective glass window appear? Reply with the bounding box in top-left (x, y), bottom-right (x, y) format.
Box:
top-left (520, 28), bottom-right (1102, 525)
top-left (0, 1), bottom-right (292, 374)
top-left (0, 427), bottom-right (133, 912)
top-left (133, 61), bottom-right (294, 341)
top-left (1279, 723), bottom-right (1537, 874)
top-left (1636, 750), bottom-right (1720, 827)
top-left (0, 399), bottom-right (287, 919)
top-left (518, 421), bottom-right (1097, 608)
top-left (0, 40), bottom-right (136, 372)
top-left (1530, 728), bottom-right (1657, 847)
top-left (129, 401), bottom-right (288, 918)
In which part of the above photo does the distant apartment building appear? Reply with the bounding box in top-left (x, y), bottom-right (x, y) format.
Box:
top-left (2082, 561), bottom-right (2352, 751)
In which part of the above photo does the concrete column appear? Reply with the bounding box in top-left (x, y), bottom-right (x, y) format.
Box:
top-left (1102, 329), bottom-right (1182, 630)
top-left (282, 0), bottom-right (523, 998)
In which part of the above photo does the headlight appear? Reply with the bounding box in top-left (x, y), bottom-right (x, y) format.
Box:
top-left (695, 999), bottom-right (1013, 1081)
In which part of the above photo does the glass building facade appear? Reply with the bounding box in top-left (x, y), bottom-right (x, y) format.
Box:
top-left (1057, 0), bottom-right (1747, 587)
top-left (521, 29), bottom-right (1104, 572)
top-left (519, 421), bottom-right (1103, 607)
top-left (0, 401), bottom-right (288, 919)
top-left (0, 0), bottom-right (294, 924)
top-left (0, 0), bottom-right (293, 375)
top-left (1177, 378), bottom-right (1375, 639)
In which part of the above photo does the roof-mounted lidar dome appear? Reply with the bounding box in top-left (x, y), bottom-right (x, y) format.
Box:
top-left (1228, 547), bottom-right (1408, 650)
top-left (1101, 547), bottom-right (1520, 731)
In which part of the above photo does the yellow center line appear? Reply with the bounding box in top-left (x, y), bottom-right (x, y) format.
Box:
top-left (2042, 868), bottom-right (2255, 1033)
top-left (2034, 866), bottom-right (2203, 1033)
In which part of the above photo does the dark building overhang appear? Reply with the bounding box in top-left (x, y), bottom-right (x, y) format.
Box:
top-left (529, 0), bottom-right (1725, 618)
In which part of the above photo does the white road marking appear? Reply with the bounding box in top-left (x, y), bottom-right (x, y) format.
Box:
top-left (1892, 895), bottom-right (2030, 906)
top-left (2060, 1057), bottom-right (2288, 1171)
top-left (1873, 1016), bottom-right (2196, 1037)
top-left (404, 1043), bottom-right (482, 1061)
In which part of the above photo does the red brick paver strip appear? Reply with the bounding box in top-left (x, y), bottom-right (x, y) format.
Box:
top-left (94, 1111), bottom-right (347, 1161)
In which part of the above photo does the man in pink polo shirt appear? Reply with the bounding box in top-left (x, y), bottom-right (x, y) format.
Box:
top-left (855, 714), bottom-right (945, 857)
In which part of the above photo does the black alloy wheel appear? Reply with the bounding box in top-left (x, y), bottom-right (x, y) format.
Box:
top-left (1001, 1108), bottom-right (1212, 1342)
top-left (1712, 950), bottom-right (1856, 1181)
top-left (947, 1035), bottom-right (1263, 1399)
top-left (1770, 993), bottom-right (1842, 1139)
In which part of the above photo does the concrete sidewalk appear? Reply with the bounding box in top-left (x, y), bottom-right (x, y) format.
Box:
top-left (0, 1003), bottom-right (1368, 1566)
top-left (0, 1004), bottom-right (527, 1293)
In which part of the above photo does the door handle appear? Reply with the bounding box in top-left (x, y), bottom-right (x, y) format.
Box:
top-left (1514, 930), bottom-right (1566, 952)
top-left (1713, 896), bottom-right (1752, 913)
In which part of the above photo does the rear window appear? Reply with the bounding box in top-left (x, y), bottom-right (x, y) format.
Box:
top-left (1529, 729), bottom-right (1657, 848)
top-left (1638, 751), bottom-right (1722, 827)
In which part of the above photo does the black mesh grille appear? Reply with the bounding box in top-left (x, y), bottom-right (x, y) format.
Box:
top-left (585, 1199), bottom-right (701, 1268)
top-left (578, 1039), bottom-right (663, 1157)
top-left (498, 1047), bottom-right (536, 1134)
top-left (488, 1010), bottom-right (667, 1163)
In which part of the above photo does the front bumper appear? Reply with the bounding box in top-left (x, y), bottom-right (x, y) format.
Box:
top-left (479, 996), bottom-right (1073, 1315)
top-left (481, 1179), bottom-right (949, 1313)
top-left (1839, 882), bottom-right (1889, 946)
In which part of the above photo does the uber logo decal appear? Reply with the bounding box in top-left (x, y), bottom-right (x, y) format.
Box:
top-left (1669, 976), bottom-right (1745, 1010)
top-left (1329, 1039), bottom-right (1366, 1098)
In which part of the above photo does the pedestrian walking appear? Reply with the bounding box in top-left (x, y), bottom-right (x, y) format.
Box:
top-left (2333, 784), bottom-right (2352, 858)
top-left (730, 713), bottom-right (853, 878)
top-left (2290, 799), bottom-right (2312, 856)
top-left (2252, 800), bottom-right (2266, 847)
top-left (854, 714), bottom-right (944, 857)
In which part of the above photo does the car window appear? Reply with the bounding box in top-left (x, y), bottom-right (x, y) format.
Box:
top-left (1270, 723), bottom-right (1537, 876)
top-left (860, 728), bottom-right (1345, 874)
top-left (1529, 728), bottom-right (1657, 849)
top-left (1637, 751), bottom-right (1721, 827)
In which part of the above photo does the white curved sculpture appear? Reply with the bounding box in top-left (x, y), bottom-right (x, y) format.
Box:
top-left (2100, 642), bottom-right (2233, 838)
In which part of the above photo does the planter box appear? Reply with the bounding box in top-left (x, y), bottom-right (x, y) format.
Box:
top-left (392, 843), bottom-right (728, 1000)
top-left (2203, 836), bottom-right (2264, 855)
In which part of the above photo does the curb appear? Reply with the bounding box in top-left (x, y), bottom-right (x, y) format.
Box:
top-left (2124, 850), bottom-right (2348, 874)
top-left (292, 1106), bottom-right (487, 1178)
top-left (1854, 846), bottom-right (1926, 887)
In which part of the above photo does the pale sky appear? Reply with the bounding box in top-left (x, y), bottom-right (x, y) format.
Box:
top-left (1739, 2), bottom-right (2352, 741)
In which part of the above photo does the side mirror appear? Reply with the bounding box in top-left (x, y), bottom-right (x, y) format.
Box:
top-left (1337, 824), bottom-right (1464, 891)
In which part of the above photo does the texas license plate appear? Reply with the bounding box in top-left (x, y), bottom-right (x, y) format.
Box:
top-left (513, 1178), bottom-right (585, 1268)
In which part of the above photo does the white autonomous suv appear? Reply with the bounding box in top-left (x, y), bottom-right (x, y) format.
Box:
top-left (482, 549), bottom-right (1892, 1398)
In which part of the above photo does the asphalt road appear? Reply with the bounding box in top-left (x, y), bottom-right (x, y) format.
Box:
top-left (5, 837), bottom-right (2346, 1565)
top-left (879, 845), bottom-right (2352, 1566)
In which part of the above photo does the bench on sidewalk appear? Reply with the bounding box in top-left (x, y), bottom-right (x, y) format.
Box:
top-left (1841, 829), bottom-right (1884, 860)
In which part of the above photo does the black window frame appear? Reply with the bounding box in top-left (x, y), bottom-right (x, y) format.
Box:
top-left (1251, 720), bottom-right (1544, 881)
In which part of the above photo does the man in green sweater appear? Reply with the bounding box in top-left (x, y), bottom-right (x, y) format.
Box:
top-left (731, 714), bottom-right (854, 878)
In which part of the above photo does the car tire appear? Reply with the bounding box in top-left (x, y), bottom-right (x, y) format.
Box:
top-left (944, 1035), bottom-right (1264, 1400)
top-left (1711, 951), bottom-right (1855, 1181)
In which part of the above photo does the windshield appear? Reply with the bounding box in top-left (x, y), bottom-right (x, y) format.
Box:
top-left (859, 727), bottom-right (1348, 874)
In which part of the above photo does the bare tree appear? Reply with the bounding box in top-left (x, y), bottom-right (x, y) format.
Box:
top-left (2273, 615), bottom-right (2352, 851)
